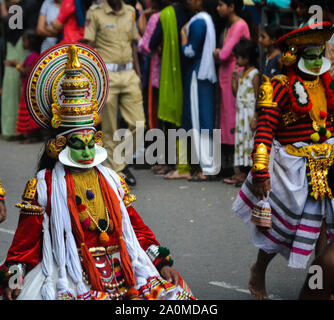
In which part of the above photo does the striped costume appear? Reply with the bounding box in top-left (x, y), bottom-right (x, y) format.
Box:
top-left (233, 73), bottom-right (334, 268)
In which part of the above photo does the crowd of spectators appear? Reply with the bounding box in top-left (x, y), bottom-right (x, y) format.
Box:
top-left (0, 0), bottom-right (334, 186)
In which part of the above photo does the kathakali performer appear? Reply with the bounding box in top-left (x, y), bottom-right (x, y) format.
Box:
top-left (0, 43), bottom-right (195, 300)
top-left (233, 22), bottom-right (334, 299)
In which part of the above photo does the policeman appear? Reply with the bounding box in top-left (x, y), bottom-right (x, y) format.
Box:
top-left (84, 0), bottom-right (145, 186)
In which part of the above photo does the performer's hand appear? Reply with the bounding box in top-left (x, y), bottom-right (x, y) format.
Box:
top-left (257, 225), bottom-right (271, 233)
top-left (213, 48), bottom-right (220, 59)
top-left (4, 60), bottom-right (17, 67)
top-left (250, 114), bottom-right (258, 131)
top-left (253, 179), bottom-right (271, 200)
top-left (0, 201), bottom-right (6, 223)
top-left (181, 24), bottom-right (188, 46)
top-left (3, 287), bottom-right (21, 300)
top-left (160, 266), bottom-right (179, 286)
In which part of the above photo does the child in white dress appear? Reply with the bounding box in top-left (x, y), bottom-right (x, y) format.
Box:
top-left (224, 38), bottom-right (259, 187)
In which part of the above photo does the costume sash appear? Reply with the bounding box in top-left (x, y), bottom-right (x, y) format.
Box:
top-left (186, 12), bottom-right (217, 83)
top-left (158, 5), bottom-right (183, 127)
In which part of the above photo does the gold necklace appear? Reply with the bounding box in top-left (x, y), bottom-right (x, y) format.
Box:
top-left (303, 76), bottom-right (320, 89)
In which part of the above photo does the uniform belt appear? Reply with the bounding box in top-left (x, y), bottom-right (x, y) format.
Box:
top-left (105, 62), bottom-right (133, 72)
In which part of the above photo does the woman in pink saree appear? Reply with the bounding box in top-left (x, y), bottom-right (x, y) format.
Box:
top-left (213, 0), bottom-right (250, 182)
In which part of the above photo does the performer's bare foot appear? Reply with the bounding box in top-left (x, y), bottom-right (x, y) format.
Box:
top-left (248, 264), bottom-right (269, 300)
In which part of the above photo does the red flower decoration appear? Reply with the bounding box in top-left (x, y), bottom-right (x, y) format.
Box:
top-left (77, 204), bottom-right (87, 212)
top-left (321, 72), bottom-right (334, 111)
top-left (320, 111), bottom-right (327, 119)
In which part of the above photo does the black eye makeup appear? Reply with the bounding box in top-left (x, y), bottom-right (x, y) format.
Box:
top-left (68, 137), bottom-right (95, 150)
top-left (302, 51), bottom-right (325, 60)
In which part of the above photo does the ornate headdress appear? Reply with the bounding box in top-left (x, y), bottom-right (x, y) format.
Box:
top-left (275, 22), bottom-right (334, 143)
top-left (276, 21), bottom-right (334, 67)
top-left (26, 43), bottom-right (109, 166)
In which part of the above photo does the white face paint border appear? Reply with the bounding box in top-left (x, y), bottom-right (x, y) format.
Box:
top-left (59, 145), bottom-right (107, 169)
top-left (298, 56), bottom-right (331, 76)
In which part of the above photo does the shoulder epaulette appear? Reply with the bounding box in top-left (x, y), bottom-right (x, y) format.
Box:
top-left (88, 3), bottom-right (102, 11)
top-left (271, 74), bottom-right (289, 87)
top-left (118, 174), bottom-right (136, 208)
top-left (0, 178), bottom-right (5, 201)
top-left (15, 178), bottom-right (44, 215)
top-left (257, 74), bottom-right (278, 109)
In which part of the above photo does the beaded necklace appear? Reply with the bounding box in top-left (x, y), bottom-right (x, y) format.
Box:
top-left (72, 169), bottom-right (112, 243)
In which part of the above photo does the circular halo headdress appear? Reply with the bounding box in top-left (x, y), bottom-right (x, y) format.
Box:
top-left (26, 43), bottom-right (109, 130)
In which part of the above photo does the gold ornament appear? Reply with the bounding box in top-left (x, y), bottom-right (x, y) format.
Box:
top-left (118, 174), bottom-right (136, 207)
top-left (46, 136), bottom-right (67, 159)
top-left (15, 178), bottom-right (44, 215)
top-left (51, 103), bottom-right (62, 128)
top-left (257, 75), bottom-right (278, 109)
top-left (91, 99), bottom-right (100, 126)
top-left (252, 143), bottom-right (270, 172)
top-left (66, 45), bottom-right (82, 70)
top-left (56, 136), bottom-right (67, 148)
top-left (286, 144), bottom-right (334, 200)
top-left (281, 45), bottom-right (297, 66)
top-left (22, 178), bottom-right (38, 201)
top-left (94, 131), bottom-right (103, 146)
top-left (0, 179), bottom-right (6, 198)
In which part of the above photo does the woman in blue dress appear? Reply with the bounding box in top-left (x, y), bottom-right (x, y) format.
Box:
top-left (180, 0), bottom-right (219, 181)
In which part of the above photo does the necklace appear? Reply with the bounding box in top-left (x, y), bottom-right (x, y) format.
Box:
top-left (305, 77), bottom-right (331, 142)
top-left (85, 206), bottom-right (110, 233)
top-left (78, 204), bottom-right (110, 244)
top-left (73, 169), bottom-right (111, 243)
top-left (303, 76), bottom-right (320, 89)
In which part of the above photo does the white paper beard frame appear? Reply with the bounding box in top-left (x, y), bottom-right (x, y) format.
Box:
top-left (59, 144), bottom-right (107, 169)
top-left (298, 56), bottom-right (331, 76)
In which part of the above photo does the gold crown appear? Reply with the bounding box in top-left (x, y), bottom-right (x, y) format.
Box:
top-left (51, 45), bottom-right (99, 129)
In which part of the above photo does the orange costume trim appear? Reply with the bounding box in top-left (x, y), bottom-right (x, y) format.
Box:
top-left (65, 168), bottom-right (136, 291)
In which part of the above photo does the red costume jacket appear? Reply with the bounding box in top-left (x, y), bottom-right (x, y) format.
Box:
top-left (0, 169), bottom-right (170, 292)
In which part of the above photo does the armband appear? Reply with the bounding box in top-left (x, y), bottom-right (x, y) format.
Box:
top-left (252, 143), bottom-right (269, 173)
top-left (118, 174), bottom-right (136, 207)
top-left (15, 178), bottom-right (44, 215)
top-left (0, 179), bottom-right (5, 202)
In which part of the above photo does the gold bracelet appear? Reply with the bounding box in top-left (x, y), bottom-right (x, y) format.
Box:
top-left (16, 63), bottom-right (21, 70)
top-left (0, 180), bottom-right (5, 198)
top-left (252, 143), bottom-right (269, 172)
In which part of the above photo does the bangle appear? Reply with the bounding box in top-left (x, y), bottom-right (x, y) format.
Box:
top-left (16, 64), bottom-right (21, 70)
top-left (252, 143), bottom-right (269, 172)
top-left (0, 183), bottom-right (5, 199)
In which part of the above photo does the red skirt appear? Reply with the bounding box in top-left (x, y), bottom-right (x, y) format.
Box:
top-left (16, 81), bottom-right (39, 135)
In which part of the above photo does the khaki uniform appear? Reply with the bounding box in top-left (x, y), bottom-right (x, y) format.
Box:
top-left (84, 2), bottom-right (145, 172)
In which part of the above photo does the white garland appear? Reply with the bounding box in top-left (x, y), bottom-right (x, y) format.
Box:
top-left (294, 81), bottom-right (309, 105)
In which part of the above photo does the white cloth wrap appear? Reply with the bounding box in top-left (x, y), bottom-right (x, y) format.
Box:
top-left (186, 11), bottom-right (217, 84)
top-left (190, 71), bottom-right (219, 175)
top-left (233, 138), bottom-right (334, 268)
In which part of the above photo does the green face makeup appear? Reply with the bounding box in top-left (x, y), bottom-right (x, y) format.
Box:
top-left (68, 133), bottom-right (96, 165)
top-left (302, 48), bottom-right (324, 74)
